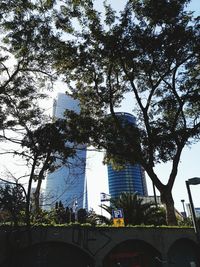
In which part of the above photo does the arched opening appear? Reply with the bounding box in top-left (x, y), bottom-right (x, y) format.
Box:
top-left (103, 239), bottom-right (162, 267)
top-left (4, 241), bottom-right (94, 267)
top-left (168, 238), bottom-right (200, 267)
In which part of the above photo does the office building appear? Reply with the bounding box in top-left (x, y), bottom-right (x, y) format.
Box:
top-left (186, 204), bottom-right (200, 218)
top-left (107, 112), bottom-right (148, 199)
top-left (45, 93), bottom-right (88, 210)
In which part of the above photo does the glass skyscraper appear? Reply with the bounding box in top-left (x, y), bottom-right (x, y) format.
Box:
top-left (107, 112), bottom-right (148, 199)
top-left (45, 93), bottom-right (88, 210)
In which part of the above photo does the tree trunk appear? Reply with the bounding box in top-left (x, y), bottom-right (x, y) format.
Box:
top-left (33, 176), bottom-right (43, 215)
top-left (33, 151), bottom-right (51, 215)
top-left (26, 156), bottom-right (38, 227)
top-left (160, 188), bottom-right (177, 225)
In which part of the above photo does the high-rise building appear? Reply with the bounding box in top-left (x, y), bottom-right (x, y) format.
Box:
top-left (45, 93), bottom-right (88, 210)
top-left (107, 112), bottom-right (148, 199)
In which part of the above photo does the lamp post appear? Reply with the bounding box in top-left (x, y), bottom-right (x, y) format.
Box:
top-left (185, 177), bottom-right (200, 241)
top-left (181, 199), bottom-right (186, 218)
top-left (152, 182), bottom-right (158, 208)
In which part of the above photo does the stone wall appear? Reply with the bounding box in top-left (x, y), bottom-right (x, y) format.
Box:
top-left (0, 226), bottom-right (199, 267)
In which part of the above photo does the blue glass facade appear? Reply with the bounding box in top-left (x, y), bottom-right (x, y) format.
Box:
top-left (107, 112), bottom-right (148, 198)
top-left (45, 93), bottom-right (88, 210)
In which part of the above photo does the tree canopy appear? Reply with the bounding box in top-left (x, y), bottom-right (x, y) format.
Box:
top-left (57, 0), bottom-right (200, 225)
top-left (0, 182), bottom-right (26, 226)
top-left (0, 0), bottom-right (53, 137)
top-left (0, 0), bottom-right (78, 220)
top-left (0, 0), bottom-right (199, 225)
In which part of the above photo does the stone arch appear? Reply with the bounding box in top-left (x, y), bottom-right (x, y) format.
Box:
top-left (168, 238), bottom-right (200, 267)
top-left (4, 241), bottom-right (95, 267)
top-left (103, 239), bottom-right (162, 267)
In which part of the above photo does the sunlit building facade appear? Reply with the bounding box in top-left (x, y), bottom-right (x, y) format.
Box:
top-left (107, 112), bottom-right (148, 199)
top-left (45, 93), bottom-right (88, 210)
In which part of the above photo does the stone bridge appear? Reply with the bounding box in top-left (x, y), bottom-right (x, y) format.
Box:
top-left (0, 226), bottom-right (199, 267)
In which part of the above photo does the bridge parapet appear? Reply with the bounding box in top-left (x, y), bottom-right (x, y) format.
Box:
top-left (0, 226), bottom-right (198, 267)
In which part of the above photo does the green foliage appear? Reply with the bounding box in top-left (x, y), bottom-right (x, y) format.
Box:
top-left (0, 0), bottom-right (58, 141)
top-left (101, 192), bottom-right (166, 226)
top-left (22, 120), bottom-right (76, 171)
top-left (31, 203), bottom-right (90, 225)
top-left (83, 208), bottom-right (104, 226)
top-left (54, 0), bottom-right (200, 226)
top-left (18, 119), bottom-right (78, 219)
top-left (0, 0), bottom-right (199, 227)
top-left (178, 217), bottom-right (193, 227)
top-left (0, 0), bottom-right (64, 222)
top-left (0, 184), bottom-right (26, 226)
top-left (77, 208), bottom-right (87, 224)
top-left (31, 209), bottom-right (55, 225)
top-left (29, 206), bottom-right (107, 226)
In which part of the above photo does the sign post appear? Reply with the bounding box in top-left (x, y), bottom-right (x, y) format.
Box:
top-left (112, 209), bottom-right (125, 227)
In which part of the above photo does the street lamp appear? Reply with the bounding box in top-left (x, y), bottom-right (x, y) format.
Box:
top-left (185, 177), bottom-right (200, 241)
top-left (181, 199), bottom-right (186, 218)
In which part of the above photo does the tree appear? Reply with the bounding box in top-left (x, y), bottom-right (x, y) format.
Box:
top-left (77, 208), bottom-right (87, 224)
top-left (21, 120), bottom-right (76, 217)
top-left (0, 0), bottom-right (83, 223)
top-left (0, 183), bottom-right (26, 226)
top-left (86, 209), bottom-right (107, 226)
top-left (0, 0), bottom-right (58, 222)
top-left (0, 0), bottom-right (55, 138)
top-left (54, 201), bottom-right (67, 224)
top-left (101, 192), bottom-right (166, 226)
top-left (51, 0), bottom-right (200, 225)
top-left (1, 107), bottom-right (77, 224)
top-left (1, 0), bottom-right (199, 225)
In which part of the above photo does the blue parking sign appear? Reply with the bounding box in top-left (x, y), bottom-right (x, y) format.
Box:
top-left (112, 209), bottom-right (124, 219)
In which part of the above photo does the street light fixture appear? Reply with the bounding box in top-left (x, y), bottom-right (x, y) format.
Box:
top-left (185, 177), bottom-right (200, 242)
top-left (187, 177), bottom-right (200, 185)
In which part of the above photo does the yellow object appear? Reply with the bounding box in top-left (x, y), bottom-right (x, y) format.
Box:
top-left (113, 218), bottom-right (125, 227)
